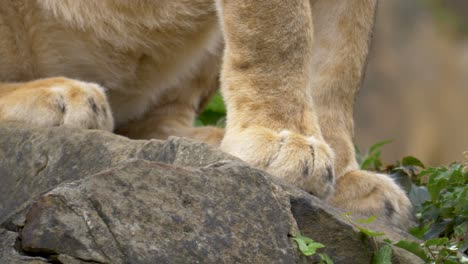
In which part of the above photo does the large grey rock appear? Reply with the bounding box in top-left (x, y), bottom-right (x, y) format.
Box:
top-left (20, 160), bottom-right (298, 264)
top-left (0, 123), bottom-right (422, 264)
top-left (0, 123), bottom-right (236, 225)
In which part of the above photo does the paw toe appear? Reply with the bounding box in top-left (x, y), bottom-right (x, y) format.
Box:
top-left (326, 166), bottom-right (335, 184)
top-left (222, 128), bottom-right (336, 199)
top-left (384, 200), bottom-right (395, 217)
top-left (54, 80), bottom-right (113, 130)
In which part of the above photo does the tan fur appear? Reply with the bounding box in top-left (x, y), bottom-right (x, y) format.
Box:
top-left (0, 0), bottom-right (413, 226)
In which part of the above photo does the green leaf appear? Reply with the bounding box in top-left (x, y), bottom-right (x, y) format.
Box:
top-left (357, 215), bottom-right (378, 224)
top-left (402, 156), bottom-right (425, 168)
top-left (427, 172), bottom-right (448, 201)
top-left (196, 110), bottom-right (225, 127)
top-left (372, 245), bottom-right (392, 264)
top-left (295, 238), bottom-right (310, 254)
top-left (425, 237), bottom-right (449, 246)
top-left (368, 139), bottom-right (393, 154)
top-left (196, 91), bottom-right (227, 127)
top-left (302, 242), bottom-right (325, 256)
top-left (356, 226), bottom-right (385, 237)
top-left (294, 238), bottom-right (311, 255)
top-left (361, 151), bottom-right (382, 170)
top-left (293, 239), bottom-right (324, 256)
top-left (443, 260), bottom-right (460, 264)
top-left (358, 140), bottom-right (392, 170)
top-left (343, 212), bottom-right (384, 237)
top-left (204, 92), bottom-right (226, 114)
top-left (393, 240), bottom-right (429, 262)
top-left (294, 233), bottom-right (314, 244)
top-left (319, 253), bottom-right (334, 264)
top-left (293, 233), bottom-right (325, 257)
top-left (408, 223), bottom-right (430, 240)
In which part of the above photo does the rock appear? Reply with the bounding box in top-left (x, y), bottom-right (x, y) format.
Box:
top-left (20, 160), bottom-right (298, 264)
top-left (0, 123), bottom-right (237, 225)
top-left (0, 124), bottom-right (423, 263)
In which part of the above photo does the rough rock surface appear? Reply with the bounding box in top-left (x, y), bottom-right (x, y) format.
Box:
top-left (0, 123), bottom-right (423, 264)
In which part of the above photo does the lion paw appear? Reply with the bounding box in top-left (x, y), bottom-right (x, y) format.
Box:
top-left (331, 170), bottom-right (415, 227)
top-left (0, 78), bottom-right (114, 131)
top-left (221, 127), bottom-right (335, 198)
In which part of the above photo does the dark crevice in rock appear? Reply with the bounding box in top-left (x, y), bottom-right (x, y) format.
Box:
top-left (55, 255), bottom-right (106, 264)
top-left (1, 221), bottom-right (20, 233)
top-left (18, 239), bottom-right (58, 263)
top-left (203, 160), bottom-right (234, 168)
top-left (74, 258), bottom-right (104, 264)
top-left (19, 238), bottom-right (106, 264)
top-left (25, 252), bottom-right (61, 264)
top-left (15, 233), bottom-right (59, 264)
top-left (11, 226), bottom-right (28, 257)
top-left (13, 230), bottom-right (25, 254)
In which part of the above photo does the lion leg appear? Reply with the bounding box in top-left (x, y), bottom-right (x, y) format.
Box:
top-left (116, 50), bottom-right (225, 146)
top-left (115, 102), bottom-right (224, 146)
top-left (310, 0), bottom-right (414, 226)
top-left (217, 0), bottom-right (335, 199)
top-left (0, 77), bottom-right (113, 130)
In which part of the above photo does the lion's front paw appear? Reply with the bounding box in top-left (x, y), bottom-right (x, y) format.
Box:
top-left (330, 170), bottom-right (415, 227)
top-left (221, 127), bottom-right (335, 198)
top-left (0, 78), bottom-right (113, 131)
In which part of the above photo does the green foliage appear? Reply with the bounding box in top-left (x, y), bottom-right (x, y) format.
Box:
top-left (356, 140), bottom-right (393, 171)
top-left (345, 211), bottom-right (467, 264)
top-left (392, 161), bottom-right (468, 263)
top-left (385, 236), bottom-right (466, 264)
top-left (388, 239), bottom-right (430, 262)
top-left (344, 213), bottom-right (385, 237)
top-left (373, 245), bottom-right (393, 264)
top-left (293, 233), bottom-right (325, 256)
top-left (356, 142), bottom-right (468, 263)
top-left (195, 91), bottom-right (226, 127)
top-left (292, 232), bottom-right (333, 263)
top-left (318, 253), bottom-right (334, 264)
top-left (414, 163), bottom-right (468, 262)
